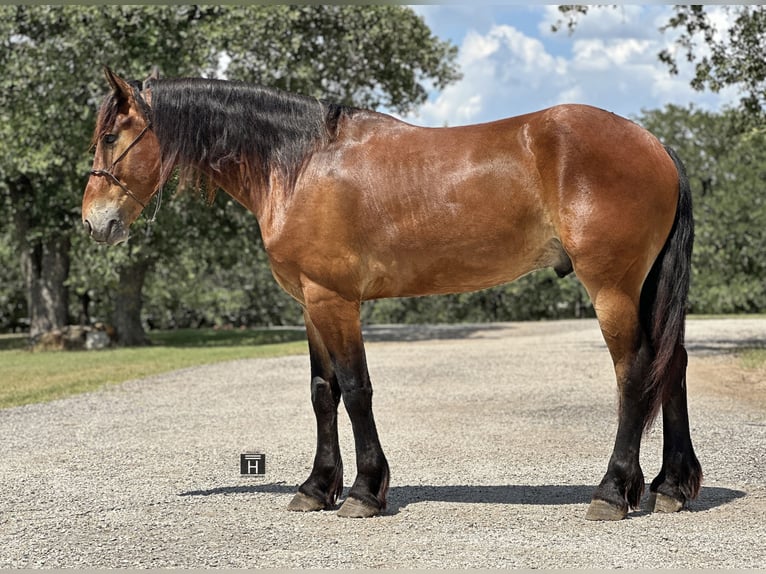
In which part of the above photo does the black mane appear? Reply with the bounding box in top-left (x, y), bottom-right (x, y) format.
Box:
top-left (147, 78), bottom-right (353, 193)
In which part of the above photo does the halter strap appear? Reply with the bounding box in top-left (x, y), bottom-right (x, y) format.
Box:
top-left (89, 121), bottom-right (153, 209)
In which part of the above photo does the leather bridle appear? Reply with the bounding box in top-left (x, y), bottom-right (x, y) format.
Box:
top-left (89, 121), bottom-right (153, 209)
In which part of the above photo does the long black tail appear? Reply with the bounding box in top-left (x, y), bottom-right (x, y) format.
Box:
top-left (639, 145), bottom-right (694, 430)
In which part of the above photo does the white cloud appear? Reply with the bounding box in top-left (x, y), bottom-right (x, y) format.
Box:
top-left (403, 5), bottom-right (740, 127)
top-left (572, 38), bottom-right (654, 70)
top-left (461, 29), bottom-right (502, 64)
top-left (539, 5), bottom-right (654, 41)
top-left (406, 24), bottom-right (569, 126)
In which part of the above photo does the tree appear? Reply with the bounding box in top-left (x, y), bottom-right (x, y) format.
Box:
top-left (0, 6), bottom-right (225, 341)
top-left (554, 5), bottom-right (766, 118)
top-left (658, 5), bottom-right (766, 116)
top-left (220, 5), bottom-right (459, 115)
top-left (1, 5), bottom-right (460, 344)
top-left (361, 271), bottom-right (592, 325)
top-left (0, 227), bottom-right (26, 332)
top-left (1, 8), bottom-right (83, 338)
top-left (637, 105), bottom-right (766, 313)
top-left (552, 6), bottom-right (766, 316)
top-left (138, 193), bottom-right (305, 330)
top-left (107, 5), bottom-right (459, 344)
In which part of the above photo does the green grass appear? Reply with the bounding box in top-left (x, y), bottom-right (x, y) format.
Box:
top-left (0, 328), bottom-right (307, 409)
top-left (740, 348), bottom-right (766, 370)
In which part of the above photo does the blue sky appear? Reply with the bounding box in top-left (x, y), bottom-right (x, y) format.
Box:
top-left (400, 5), bottom-right (740, 126)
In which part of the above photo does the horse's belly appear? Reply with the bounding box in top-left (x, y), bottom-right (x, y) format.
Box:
top-left (362, 233), bottom-right (564, 300)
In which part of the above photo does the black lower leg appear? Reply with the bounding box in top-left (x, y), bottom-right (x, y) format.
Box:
top-left (650, 371), bottom-right (702, 507)
top-left (295, 375), bottom-right (343, 508)
top-left (589, 344), bottom-right (652, 519)
top-left (291, 316), bottom-right (344, 512)
top-left (330, 350), bottom-right (390, 517)
top-left (300, 296), bottom-right (388, 517)
top-left (340, 385), bottom-right (390, 511)
top-left (592, 410), bottom-right (646, 513)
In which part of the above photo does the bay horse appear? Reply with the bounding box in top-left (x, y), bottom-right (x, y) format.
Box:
top-left (82, 67), bottom-right (702, 520)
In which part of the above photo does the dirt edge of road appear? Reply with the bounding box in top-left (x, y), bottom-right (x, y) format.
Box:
top-left (690, 353), bottom-right (766, 410)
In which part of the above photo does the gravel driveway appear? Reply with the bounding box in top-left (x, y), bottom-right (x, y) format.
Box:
top-left (1, 318), bottom-right (764, 568)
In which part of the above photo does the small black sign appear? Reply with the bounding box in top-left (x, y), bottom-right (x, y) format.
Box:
top-left (240, 453), bottom-right (266, 475)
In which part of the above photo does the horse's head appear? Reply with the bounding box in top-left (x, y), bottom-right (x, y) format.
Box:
top-left (82, 67), bottom-right (161, 245)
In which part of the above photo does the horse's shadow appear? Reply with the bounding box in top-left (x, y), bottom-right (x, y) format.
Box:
top-left (179, 482), bottom-right (745, 516)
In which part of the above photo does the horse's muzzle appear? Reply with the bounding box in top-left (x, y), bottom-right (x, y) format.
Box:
top-left (83, 212), bottom-right (129, 245)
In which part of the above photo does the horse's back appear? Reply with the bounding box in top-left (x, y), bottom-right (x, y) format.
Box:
top-left (267, 104), bottom-right (680, 302)
top-left (339, 112), bottom-right (565, 298)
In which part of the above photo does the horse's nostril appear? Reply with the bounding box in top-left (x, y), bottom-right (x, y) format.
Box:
top-left (83, 219), bottom-right (93, 235)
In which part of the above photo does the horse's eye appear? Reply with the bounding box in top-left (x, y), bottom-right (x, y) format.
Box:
top-left (103, 134), bottom-right (118, 145)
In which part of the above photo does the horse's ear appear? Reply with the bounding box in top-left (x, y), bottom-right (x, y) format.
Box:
top-left (143, 66), bottom-right (161, 91)
top-left (103, 66), bottom-right (133, 101)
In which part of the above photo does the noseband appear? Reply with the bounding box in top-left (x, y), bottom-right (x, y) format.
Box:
top-left (89, 121), bottom-right (153, 209)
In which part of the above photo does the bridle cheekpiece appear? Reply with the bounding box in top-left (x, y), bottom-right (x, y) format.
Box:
top-left (89, 120), bottom-right (153, 209)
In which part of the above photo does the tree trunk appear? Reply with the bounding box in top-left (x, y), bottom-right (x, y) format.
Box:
top-left (19, 236), bottom-right (71, 338)
top-left (10, 176), bottom-right (71, 339)
top-left (113, 259), bottom-right (151, 346)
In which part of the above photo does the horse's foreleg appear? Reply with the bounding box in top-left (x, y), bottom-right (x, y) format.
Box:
top-left (288, 311), bottom-right (344, 512)
top-left (303, 285), bottom-right (390, 518)
top-left (586, 288), bottom-right (651, 521)
top-left (649, 355), bottom-right (703, 512)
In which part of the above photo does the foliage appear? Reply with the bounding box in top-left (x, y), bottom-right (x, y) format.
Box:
top-left (658, 5), bottom-right (766, 116)
top-left (637, 106), bottom-right (766, 314)
top-left (0, 5), bottom-right (232, 337)
top-left (0, 5), bottom-right (460, 339)
top-left (2, 6), bottom-right (764, 340)
top-left (138, 193), bottom-right (303, 330)
top-left (0, 5), bottom-right (218, 235)
top-left (549, 5), bottom-right (594, 34)
top-left (0, 229), bottom-right (26, 331)
top-left (554, 5), bottom-right (766, 117)
top-left (363, 271), bottom-right (593, 325)
top-left (552, 5), bottom-right (766, 316)
top-left (220, 5), bottom-right (460, 115)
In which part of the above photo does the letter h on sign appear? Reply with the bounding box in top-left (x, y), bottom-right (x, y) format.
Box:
top-left (240, 453), bottom-right (266, 475)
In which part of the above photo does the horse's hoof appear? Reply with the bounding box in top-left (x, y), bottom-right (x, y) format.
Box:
top-left (337, 496), bottom-right (380, 518)
top-left (287, 492), bottom-right (326, 512)
top-left (585, 499), bottom-right (627, 521)
top-left (647, 492), bottom-right (684, 513)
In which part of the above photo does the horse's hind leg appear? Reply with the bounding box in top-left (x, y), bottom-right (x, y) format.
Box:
top-left (288, 311), bottom-right (344, 511)
top-left (584, 286), bottom-right (652, 521)
top-left (302, 284), bottom-right (390, 518)
top-left (648, 358), bottom-right (702, 512)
